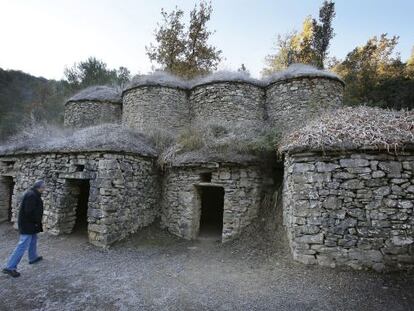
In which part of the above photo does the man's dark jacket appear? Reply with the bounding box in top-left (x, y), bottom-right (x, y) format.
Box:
top-left (18, 188), bottom-right (44, 234)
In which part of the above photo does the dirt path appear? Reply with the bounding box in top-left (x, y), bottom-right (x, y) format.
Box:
top-left (0, 223), bottom-right (413, 311)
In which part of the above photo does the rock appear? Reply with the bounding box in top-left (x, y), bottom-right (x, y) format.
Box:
top-left (219, 171), bottom-right (231, 179)
top-left (316, 162), bottom-right (340, 172)
top-left (322, 196), bottom-right (342, 210)
top-left (339, 159), bottom-right (370, 167)
top-left (383, 198), bottom-right (397, 208)
top-left (296, 233), bottom-right (324, 244)
top-left (293, 253), bottom-right (317, 265)
top-left (291, 163), bottom-right (315, 173)
top-left (391, 236), bottom-right (413, 246)
top-left (373, 186), bottom-right (391, 197)
top-left (333, 172), bottom-right (356, 179)
top-left (398, 200), bottom-right (413, 209)
top-left (316, 255), bottom-right (336, 268)
top-left (378, 161), bottom-right (402, 177)
top-left (341, 179), bottom-right (364, 190)
top-left (372, 171), bottom-right (386, 178)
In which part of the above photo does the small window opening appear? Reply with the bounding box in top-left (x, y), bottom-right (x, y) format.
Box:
top-left (75, 165), bottom-right (85, 172)
top-left (200, 172), bottom-right (212, 182)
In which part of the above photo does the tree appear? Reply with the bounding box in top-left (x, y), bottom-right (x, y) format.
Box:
top-left (64, 57), bottom-right (130, 90)
top-left (332, 34), bottom-right (413, 109)
top-left (183, 1), bottom-right (222, 78)
top-left (406, 47), bottom-right (414, 78)
top-left (312, 0), bottom-right (336, 68)
top-left (292, 17), bottom-right (318, 65)
top-left (116, 67), bottom-right (131, 88)
top-left (262, 18), bottom-right (317, 75)
top-left (146, 1), bottom-right (222, 79)
top-left (262, 33), bottom-right (294, 75)
top-left (145, 8), bottom-right (186, 75)
top-left (262, 1), bottom-right (336, 75)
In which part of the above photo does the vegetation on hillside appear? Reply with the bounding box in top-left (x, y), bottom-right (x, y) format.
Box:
top-left (331, 35), bottom-right (414, 109)
top-left (0, 58), bottom-right (130, 142)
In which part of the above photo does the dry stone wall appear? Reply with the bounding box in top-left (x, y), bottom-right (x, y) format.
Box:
top-left (64, 101), bottom-right (122, 128)
top-left (0, 152), bottom-right (159, 247)
top-left (266, 78), bottom-right (343, 133)
top-left (117, 75), bottom-right (343, 135)
top-left (161, 164), bottom-right (263, 241)
top-left (189, 82), bottom-right (265, 127)
top-left (122, 86), bottom-right (189, 132)
top-left (283, 151), bottom-right (414, 271)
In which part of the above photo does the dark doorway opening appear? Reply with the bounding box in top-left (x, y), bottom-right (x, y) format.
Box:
top-left (198, 186), bottom-right (224, 238)
top-left (0, 176), bottom-right (15, 223)
top-left (67, 179), bottom-right (90, 233)
top-left (7, 178), bottom-right (15, 222)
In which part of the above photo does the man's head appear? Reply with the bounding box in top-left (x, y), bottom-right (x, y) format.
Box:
top-left (33, 180), bottom-right (46, 193)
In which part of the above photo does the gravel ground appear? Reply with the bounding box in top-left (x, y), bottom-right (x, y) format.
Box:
top-left (0, 222), bottom-right (413, 311)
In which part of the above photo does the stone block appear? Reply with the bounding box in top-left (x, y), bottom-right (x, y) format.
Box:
top-left (339, 159), bottom-right (369, 167)
top-left (291, 163), bottom-right (315, 173)
top-left (391, 236), bottom-right (413, 246)
top-left (372, 171), bottom-right (386, 178)
top-left (398, 200), bottom-right (413, 209)
top-left (341, 179), bottom-right (364, 190)
top-left (316, 162), bottom-right (339, 172)
top-left (296, 233), bottom-right (324, 244)
top-left (293, 253), bottom-right (317, 265)
top-left (378, 161), bottom-right (402, 177)
top-left (349, 249), bottom-right (383, 263)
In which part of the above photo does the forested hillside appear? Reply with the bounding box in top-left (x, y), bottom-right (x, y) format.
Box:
top-left (0, 57), bottom-right (130, 142)
top-left (0, 68), bottom-right (69, 141)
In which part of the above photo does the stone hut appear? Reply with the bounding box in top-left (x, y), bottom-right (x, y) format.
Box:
top-left (0, 125), bottom-right (159, 247)
top-left (279, 107), bottom-right (414, 271)
top-left (160, 150), bottom-right (269, 242)
top-left (64, 86), bottom-right (122, 128)
top-left (265, 64), bottom-right (344, 132)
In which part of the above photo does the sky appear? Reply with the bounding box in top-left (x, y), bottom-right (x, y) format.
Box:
top-left (0, 0), bottom-right (413, 80)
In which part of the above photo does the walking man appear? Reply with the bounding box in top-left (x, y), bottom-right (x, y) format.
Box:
top-left (2, 180), bottom-right (45, 277)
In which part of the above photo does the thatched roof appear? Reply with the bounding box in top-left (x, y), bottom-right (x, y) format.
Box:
top-left (190, 71), bottom-right (264, 88)
top-left (123, 64), bottom-right (341, 93)
top-left (278, 106), bottom-right (414, 154)
top-left (0, 124), bottom-right (157, 157)
top-left (265, 64), bottom-right (344, 85)
top-left (123, 72), bottom-right (189, 92)
top-left (166, 149), bottom-right (260, 167)
top-left (67, 86), bottom-right (122, 104)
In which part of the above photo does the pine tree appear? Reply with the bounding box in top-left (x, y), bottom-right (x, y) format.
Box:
top-left (312, 1), bottom-right (336, 69)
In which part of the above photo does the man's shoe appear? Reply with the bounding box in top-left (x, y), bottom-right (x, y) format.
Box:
top-left (29, 256), bottom-right (43, 264)
top-left (2, 268), bottom-right (21, 278)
